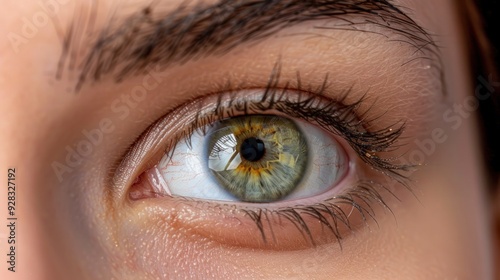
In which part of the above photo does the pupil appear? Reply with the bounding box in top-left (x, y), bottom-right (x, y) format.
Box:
top-left (240, 137), bottom-right (266, 162)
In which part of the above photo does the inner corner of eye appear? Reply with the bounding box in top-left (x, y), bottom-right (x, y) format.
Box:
top-left (128, 170), bottom-right (162, 201)
top-left (130, 114), bottom-right (351, 204)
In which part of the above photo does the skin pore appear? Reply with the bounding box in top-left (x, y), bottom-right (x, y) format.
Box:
top-left (0, 0), bottom-right (495, 279)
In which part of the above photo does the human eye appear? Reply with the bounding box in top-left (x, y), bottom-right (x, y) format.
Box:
top-left (121, 65), bottom-right (413, 249)
top-left (146, 113), bottom-right (347, 203)
top-left (59, 1), bottom-right (450, 277)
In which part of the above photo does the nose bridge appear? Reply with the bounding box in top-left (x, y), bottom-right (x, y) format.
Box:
top-left (0, 101), bottom-right (115, 280)
top-left (0, 72), bottom-right (86, 280)
top-left (1, 1), bottom-right (129, 279)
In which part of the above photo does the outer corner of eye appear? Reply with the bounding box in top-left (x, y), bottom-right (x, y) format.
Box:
top-left (128, 114), bottom-right (351, 205)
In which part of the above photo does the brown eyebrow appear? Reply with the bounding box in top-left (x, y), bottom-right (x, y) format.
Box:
top-left (59, 0), bottom-right (439, 91)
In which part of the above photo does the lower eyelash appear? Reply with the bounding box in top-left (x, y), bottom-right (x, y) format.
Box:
top-left (240, 180), bottom-right (397, 248)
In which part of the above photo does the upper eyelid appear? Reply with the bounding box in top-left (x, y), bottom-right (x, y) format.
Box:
top-left (112, 83), bottom-right (412, 203)
top-left (57, 0), bottom-right (440, 90)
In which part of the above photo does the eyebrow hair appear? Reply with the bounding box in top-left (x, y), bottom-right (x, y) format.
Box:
top-left (60, 0), bottom-right (439, 90)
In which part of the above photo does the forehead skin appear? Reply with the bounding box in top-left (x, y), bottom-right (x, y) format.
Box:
top-left (0, 0), bottom-right (493, 279)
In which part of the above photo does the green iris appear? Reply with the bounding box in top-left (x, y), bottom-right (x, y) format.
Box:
top-left (206, 115), bottom-right (308, 202)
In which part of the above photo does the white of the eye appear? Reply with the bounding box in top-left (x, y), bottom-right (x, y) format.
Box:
top-left (155, 130), bottom-right (236, 200)
top-left (283, 121), bottom-right (347, 200)
top-left (152, 120), bottom-right (348, 202)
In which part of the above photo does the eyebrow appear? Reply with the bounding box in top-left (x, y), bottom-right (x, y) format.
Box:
top-left (60, 0), bottom-right (439, 90)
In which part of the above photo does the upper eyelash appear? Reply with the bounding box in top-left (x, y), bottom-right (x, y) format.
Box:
top-left (163, 62), bottom-right (415, 185)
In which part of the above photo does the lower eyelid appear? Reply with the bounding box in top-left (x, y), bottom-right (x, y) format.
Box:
top-left (127, 161), bottom-right (396, 250)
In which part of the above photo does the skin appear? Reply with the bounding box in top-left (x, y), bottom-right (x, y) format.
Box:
top-left (0, 0), bottom-right (496, 279)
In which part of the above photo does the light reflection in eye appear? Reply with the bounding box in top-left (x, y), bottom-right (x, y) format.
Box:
top-left (144, 114), bottom-right (348, 203)
top-left (208, 133), bottom-right (241, 172)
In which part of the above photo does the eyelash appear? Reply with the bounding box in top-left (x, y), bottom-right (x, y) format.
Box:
top-left (162, 63), bottom-right (413, 178)
top-left (242, 180), bottom-right (394, 247)
top-left (133, 63), bottom-right (415, 247)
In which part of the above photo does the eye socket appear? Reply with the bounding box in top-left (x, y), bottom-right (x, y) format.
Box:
top-left (123, 86), bottom-right (411, 249)
top-left (136, 114), bottom-right (348, 203)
